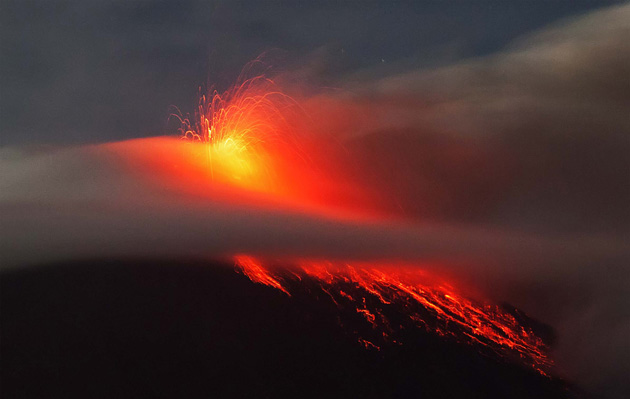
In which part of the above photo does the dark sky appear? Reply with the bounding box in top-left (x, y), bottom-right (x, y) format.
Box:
top-left (0, 0), bottom-right (623, 146)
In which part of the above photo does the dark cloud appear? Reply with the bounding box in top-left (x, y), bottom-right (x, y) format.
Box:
top-left (1, 0), bottom-right (621, 145)
top-left (339, 3), bottom-right (630, 234)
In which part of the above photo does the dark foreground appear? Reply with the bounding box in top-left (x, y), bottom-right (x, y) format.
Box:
top-left (1, 260), bottom-right (576, 398)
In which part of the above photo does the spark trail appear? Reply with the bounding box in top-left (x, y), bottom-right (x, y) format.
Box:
top-left (169, 63), bottom-right (373, 217)
top-left (173, 63), bottom-right (304, 193)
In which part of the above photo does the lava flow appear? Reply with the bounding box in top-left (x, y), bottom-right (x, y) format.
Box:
top-left (234, 256), bottom-right (552, 375)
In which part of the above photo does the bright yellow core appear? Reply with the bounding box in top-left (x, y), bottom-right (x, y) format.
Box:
top-left (209, 136), bottom-right (257, 183)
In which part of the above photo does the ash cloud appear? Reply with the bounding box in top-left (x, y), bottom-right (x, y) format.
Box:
top-left (2, 3), bottom-right (630, 398)
top-left (325, 5), bottom-right (630, 397)
top-left (335, 3), bottom-right (630, 233)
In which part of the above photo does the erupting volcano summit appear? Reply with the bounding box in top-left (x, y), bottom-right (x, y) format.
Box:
top-left (165, 65), bottom-right (555, 377)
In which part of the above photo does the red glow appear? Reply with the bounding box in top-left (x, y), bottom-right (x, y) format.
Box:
top-left (235, 256), bottom-right (552, 374)
top-left (173, 73), bottom-right (301, 193)
top-left (106, 70), bottom-right (380, 221)
top-left (233, 255), bottom-right (289, 295)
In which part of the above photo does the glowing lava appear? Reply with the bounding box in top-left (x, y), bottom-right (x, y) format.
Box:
top-left (234, 256), bottom-right (552, 375)
top-left (173, 68), bottom-right (304, 193)
top-left (156, 65), bottom-right (379, 219)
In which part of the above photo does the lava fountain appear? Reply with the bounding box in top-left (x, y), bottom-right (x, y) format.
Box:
top-left (172, 65), bottom-right (306, 194)
top-left (162, 64), bottom-right (378, 218)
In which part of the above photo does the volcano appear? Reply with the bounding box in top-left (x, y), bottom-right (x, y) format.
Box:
top-left (1, 259), bottom-right (575, 398)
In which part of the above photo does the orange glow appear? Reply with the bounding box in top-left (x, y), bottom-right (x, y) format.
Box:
top-left (173, 71), bottom-right (305, 194)
top-left (234, 255), bottom-right (290, 295)
top-left (234, 256), bottom-right (552, 375)
top-left (106, 66), bottom-right (381, 220)
top-left (207, 136), bottom-right (262, 186)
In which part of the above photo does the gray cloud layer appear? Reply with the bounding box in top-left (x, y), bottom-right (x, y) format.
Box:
top-left (5, 143), bottom-right (625, 270)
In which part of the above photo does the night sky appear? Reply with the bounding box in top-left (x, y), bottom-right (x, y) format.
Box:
top-left (1, 0), bottom-right (623, 145)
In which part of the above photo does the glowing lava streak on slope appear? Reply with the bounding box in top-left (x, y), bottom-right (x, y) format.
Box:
top-left (234, 256), bottom-right (552, 375)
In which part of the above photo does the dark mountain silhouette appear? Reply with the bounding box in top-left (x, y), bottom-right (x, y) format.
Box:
top-left (1, 259), bottom-right (577, 398)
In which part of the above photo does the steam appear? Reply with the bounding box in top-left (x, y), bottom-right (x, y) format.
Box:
top-left (2, 4), bottom-right (629, 398)
top-left (2, 141), bottom-right (625, 270)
